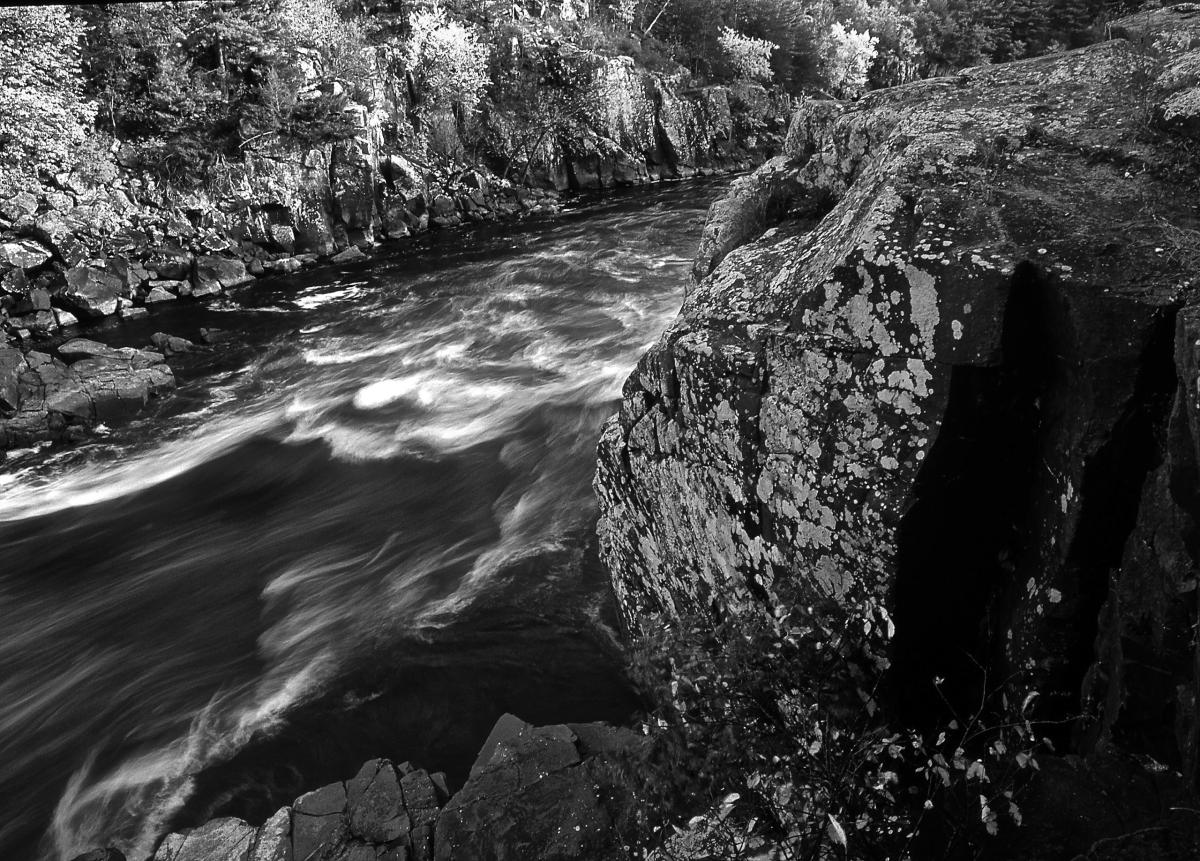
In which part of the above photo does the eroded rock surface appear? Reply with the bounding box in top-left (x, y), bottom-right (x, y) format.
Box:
top-left (146, 716), bottom-right (644, 861)
top-left (435, 715), bottom-right (647, 861)
top-left (595, 3), bottom-right (1200, 809)
top-left (0, 339), bottom-right (174, 451)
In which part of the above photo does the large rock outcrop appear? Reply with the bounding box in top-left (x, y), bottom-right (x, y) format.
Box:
top-left (143, 716), bottom-right (644, 861)
top-left (596, 1), bottom-right (1200, 806)
top-left (1, 339), bottom-right (175, 450)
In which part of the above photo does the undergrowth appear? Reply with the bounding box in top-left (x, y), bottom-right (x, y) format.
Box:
top-left (625, 586), bottom-right (1051, 861)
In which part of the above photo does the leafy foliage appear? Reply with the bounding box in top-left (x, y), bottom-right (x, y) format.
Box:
top-left (824, 21), bottom-right (878, 97)
top-left (717, 27), bottom-right (778, 83)
top-left (401, 6), bottom-right (491, 116)
top-left (0, 6), bottom-right (95, 191)
top-left (628, 586), bottom-right (1048, 860)
top-left (0, 0), bottom-right (1111, 193)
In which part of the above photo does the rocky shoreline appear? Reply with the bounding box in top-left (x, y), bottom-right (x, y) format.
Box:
top-left (70, 714), bottom-right (647, 861)
top-left (1, 49), bottom-right (790, 457)
top-left (0, 163), bottom-right (774, 461)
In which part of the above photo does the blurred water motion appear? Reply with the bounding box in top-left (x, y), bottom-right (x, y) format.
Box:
top-left (0, 180), bottom-right (727, 861)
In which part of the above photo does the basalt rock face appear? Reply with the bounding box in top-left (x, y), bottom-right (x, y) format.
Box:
top-left (596, 2), bottom-right (1200, 812)
top-left (0, 51), bottom-right (788, 347)
top-left (0, 339), bottom-right (174, 450)
top-left (143, 716), bottom-right (644, 861)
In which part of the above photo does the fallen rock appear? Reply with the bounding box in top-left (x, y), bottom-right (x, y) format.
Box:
top-left (151, 332), bottom-right (194, 357)
top-left (194, 255), bottom-right (254, 293)
top-left (144, 246), bottom-right (192, 280)
top-left (0, 190), bottom-right (37, 222)
top-left (346, 760), bottom-right (408, 843)
top-left (330, 245), bottom-right (366, 264)
top-left (145, 286), bottom-right (176, 304)
top-left (62, 265), bottom-right (123, 318)
top-left (30, 211), bottom-right (89, 266)
top-left (0, 238), bottom-right (52, 270)
top-left (199, 328), bottom-right (231, 345)
top-left (248, 807), bottom-right (290, 861)
top-left (153, 818), bottom-right (256, 861)
top-left (263, 257), bottom-right (303, 275)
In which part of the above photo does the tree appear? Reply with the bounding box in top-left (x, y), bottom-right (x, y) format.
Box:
top-left (0, 6), bottom-right (95, 190)
top-left (825, 21), bottom-right (877, 97)
top-left (718, 26), bottom-right (778, 83)
top-left (401, 6), bottom-right (491, 116)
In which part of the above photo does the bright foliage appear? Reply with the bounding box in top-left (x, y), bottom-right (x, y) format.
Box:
top-left (0, 6), bottom-right (95, 189)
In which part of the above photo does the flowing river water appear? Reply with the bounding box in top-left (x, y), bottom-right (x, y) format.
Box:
top-left (0, 179), bottom-right (729, 861)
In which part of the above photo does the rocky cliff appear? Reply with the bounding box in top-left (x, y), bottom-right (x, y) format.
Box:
top-left (596, 0), bottom-right (1200, 841)
top-left (0, 48), bottom-right (788, 454)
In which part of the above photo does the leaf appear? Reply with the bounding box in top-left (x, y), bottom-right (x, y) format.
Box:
top-left (827, 814), bottom-right (848, 849)
top-left (1008, 801), bottom-right (1023, 826)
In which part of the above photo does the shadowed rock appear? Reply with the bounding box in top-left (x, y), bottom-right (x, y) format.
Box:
top-left (145, 717), bottom-right (644, 861)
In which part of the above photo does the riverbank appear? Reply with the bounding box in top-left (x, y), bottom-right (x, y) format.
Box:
top-left (0, 124), bottom-right (781, 461)
top-left (1, 3), bottom-right (792, 457)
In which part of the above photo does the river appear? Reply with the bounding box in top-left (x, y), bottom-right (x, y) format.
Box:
top-left (0, 178), bottom-right (727, 861)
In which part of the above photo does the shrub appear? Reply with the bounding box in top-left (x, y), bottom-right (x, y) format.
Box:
top-left (824, 21), bottom-right (878, 98)
top-left (628, 585), bottom-right (1046, 860)
top-left (717, 26), bottom-right (777, 83)
top-left (274, 0), bottom-right (375, 104)
top-left (0, 6), bottom-right (95, 190)
top-left (402, 7), bottom-right (491, 116)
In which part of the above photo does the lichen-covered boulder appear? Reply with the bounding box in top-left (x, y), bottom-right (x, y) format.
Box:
top-left (595, 10), bottom-right (1200, 803)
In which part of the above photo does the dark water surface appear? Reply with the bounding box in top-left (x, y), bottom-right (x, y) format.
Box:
top-left (0, 179), bottom-right (728, 861)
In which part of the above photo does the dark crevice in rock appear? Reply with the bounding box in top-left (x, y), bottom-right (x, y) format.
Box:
top-left (889, 262), bottom-right (1049, 726)
top-left (1062, 306), bottom-right (1179, 739)
top-left (890, 262), bottom-right (1063, 723)
top-left (890, 259), bottom-right (1182, 746)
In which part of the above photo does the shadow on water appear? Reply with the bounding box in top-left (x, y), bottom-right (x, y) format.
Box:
top-left (0, 178), bottom-right (730, 861)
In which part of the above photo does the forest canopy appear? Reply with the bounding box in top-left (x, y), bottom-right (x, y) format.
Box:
top-left (0, 0), bottom-right (1119, 192)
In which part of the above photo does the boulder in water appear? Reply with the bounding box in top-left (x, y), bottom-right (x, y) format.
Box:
top-left (330, 246), bottom-right (366, 264)
top-left (68, 850), bottom-right (126, 861)
top-left (153, 818), bottom-right (256, 861)
top-left (151, 332), bottom-right (194, 357)
top-left (193, 255), bottom-right (253, 295)
top-left (62, 265), bottom-right (123, 318)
